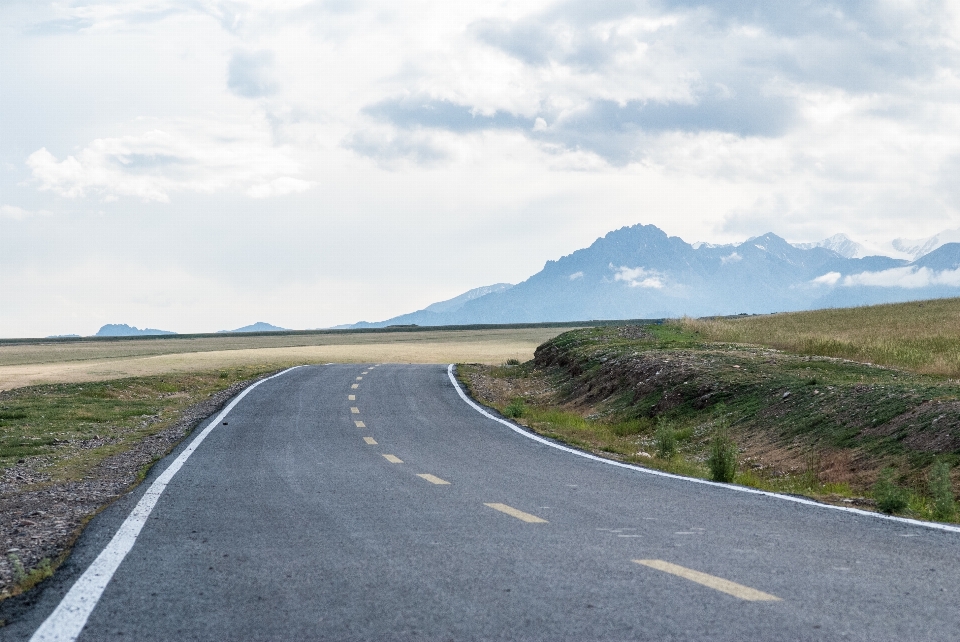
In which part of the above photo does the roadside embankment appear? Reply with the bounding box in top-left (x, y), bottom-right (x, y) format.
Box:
top-left (458, 323), bottom-right (959, 523)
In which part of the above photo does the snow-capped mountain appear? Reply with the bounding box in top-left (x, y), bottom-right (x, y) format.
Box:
top-left (342, 224), bottom-right (960, 325)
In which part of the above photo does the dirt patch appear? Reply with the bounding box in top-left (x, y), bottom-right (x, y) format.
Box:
top-left (461, 365), bottom-right (561, 408)
top-left (0, 378), bottom-right (257, 599)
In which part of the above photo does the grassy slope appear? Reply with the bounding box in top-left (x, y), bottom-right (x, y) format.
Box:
top-left (681, 297), bottom-right (960, 376)
top-left (459, 320), bottom-right (960, 522)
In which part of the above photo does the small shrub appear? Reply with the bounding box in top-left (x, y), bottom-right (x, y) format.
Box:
top-left (873, 468), bottom-right (909, 514)
top-left (505, 358), bottom-right (521, 366)
top-left (654, 422), bottom-right (677, 459)
top-left (707, 432), bottom-right (738, 482)
top-left (504, 398), bottom-right (525, 418)
top-left (929, 461), bottom-right (956, 522)
top-left (7, 553), bottom-right (26, 583)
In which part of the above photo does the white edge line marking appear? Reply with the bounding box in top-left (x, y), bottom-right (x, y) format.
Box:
top-left (30, 366), bottom-right (304, 642)
top-left (446, 364), bottom-right (960, 535)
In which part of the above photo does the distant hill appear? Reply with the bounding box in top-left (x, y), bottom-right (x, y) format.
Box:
top-left (339, 224), bottom-right (960, 325)
top-left (339, 283), bottom-right (513, 328)
top-left (218, 322), bottom-right (289, 333)
top-left (95, 324), bottom-right (176, 337)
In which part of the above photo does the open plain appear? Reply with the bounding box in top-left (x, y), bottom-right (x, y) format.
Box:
top-left (0, 328), bottom-right (572, 392)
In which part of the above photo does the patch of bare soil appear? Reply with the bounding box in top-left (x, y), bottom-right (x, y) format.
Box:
top-left (0, 378), bottom-right (258, 599)
top-left (461, 366), bottom-right (561, 409)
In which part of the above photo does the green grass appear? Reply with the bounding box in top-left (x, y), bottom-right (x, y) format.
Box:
top-left (680, 297), bottom-right (960, 377)
top-left (654, 421), bottom-right (677, 459)
top-left (0, 366), bottom-right (277, 480)
top-left (707, 430), bottom-right (738, 483)
top-left (873, 468), bottom-right (910, 514)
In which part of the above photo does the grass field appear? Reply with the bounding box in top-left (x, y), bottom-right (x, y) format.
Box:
top-left (0, 367), bottom-right (273, 477)
top-left (680, 297), bottom-right (960, 377)
top-left (0, 328), bottom-right (572, 392)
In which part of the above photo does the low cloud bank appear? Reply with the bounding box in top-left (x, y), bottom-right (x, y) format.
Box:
top-left (812, 267), bottom-right (960, 289)
top-left (613, 265), bottom-right (665, 289)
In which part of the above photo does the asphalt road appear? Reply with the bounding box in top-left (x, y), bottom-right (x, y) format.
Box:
top-left (4, 363), bottom-right (960, 641)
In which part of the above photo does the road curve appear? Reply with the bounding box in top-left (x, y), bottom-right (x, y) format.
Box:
top-left (3, 363), bottom-right (960, 641)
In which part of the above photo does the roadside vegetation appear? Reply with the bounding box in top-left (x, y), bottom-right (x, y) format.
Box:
top-left (681, 297), bottom-right (960, 377)
top-left (457, 315), bottom-right (960, 524)
top-left (0, 367), bottom-right (274, 478)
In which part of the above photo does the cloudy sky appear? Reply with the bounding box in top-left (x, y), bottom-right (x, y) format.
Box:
top-left (3, 1), bottom-right (960, 336)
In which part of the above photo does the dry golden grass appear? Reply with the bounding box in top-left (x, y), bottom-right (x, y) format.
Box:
top-left (680, 297), bottom-right (960, 377)
top-left (0, 328), bottom-right (571, 391)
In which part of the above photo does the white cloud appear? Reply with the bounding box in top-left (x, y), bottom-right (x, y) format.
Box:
top-left (841, 267), bottom-right (960, 289)
top-left (811, 271), bottom-right (841, 286)
top-left (569, 271), bottom-right (583, 280)
top-left (228, 50), bottom-right (278, 98)
top-left (0, 205), bottom-right (47, 220)
top-left (246, 177), bottom-right (314, 198)
top-left (613, 266), bottom-right (664, 289)
top-left (720, 252), bottom-right (742, 264)
top-left (26, 124), bottom-right (307, 202)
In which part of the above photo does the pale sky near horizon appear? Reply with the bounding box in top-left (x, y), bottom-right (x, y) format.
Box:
top-left (3, 1), bottom-right (960, 337)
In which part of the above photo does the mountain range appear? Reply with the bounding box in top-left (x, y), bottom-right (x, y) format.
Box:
top-left (345, 224), bottom-right (960, 326)
top-left (89, 321), bottom-right (289, 337)
top-left (95, 324), bottom-right (177, 337)
top-left (217, 322), bottom-right (289, 333)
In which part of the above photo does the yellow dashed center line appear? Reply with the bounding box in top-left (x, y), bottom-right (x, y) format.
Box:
top-left (484, 503), bottom-right (548, 523)
top-left (633, 560), bottom-right (781, 602)
top-left (351, 384), bottom-right (359, 389)
top-left (417, 474), bottom-right (450, 485)
top-left (354, 420), bottom-right (366, 428)
top-left (350, 407), bottom-right (360, 414)
top-left (363, 437), bottom-right (377, 445)
top-left (382, 454), bottom-right (403, 464)
top-left (348, 395), bottom-right (355, 401)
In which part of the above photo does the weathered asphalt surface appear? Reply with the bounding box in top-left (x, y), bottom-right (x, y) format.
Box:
top-left (3, 363), bottom-right (960, 640)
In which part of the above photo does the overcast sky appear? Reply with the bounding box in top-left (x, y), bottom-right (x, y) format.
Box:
top-left (3, 1), bottom-right (960, 336)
